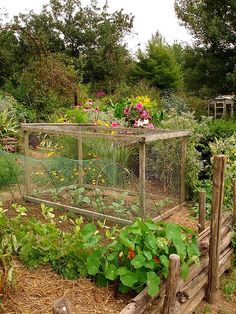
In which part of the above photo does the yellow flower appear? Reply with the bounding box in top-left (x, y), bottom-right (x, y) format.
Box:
top-left (47, 151), bottom-right (55, 157)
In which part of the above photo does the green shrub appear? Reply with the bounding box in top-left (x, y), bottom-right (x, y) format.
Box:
top-left (208, 119), bottom-right (236, 139)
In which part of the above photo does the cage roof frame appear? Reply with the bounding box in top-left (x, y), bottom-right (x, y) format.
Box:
top-left (21, 123), bottom-right (191, 143)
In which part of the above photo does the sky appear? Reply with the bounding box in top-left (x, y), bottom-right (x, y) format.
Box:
top-left (0, 0), bottom-right (193, 52)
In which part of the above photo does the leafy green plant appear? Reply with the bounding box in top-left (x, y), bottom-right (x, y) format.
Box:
top-left (71, 187), bottom-right (91, 207)
top-left (0, 203), bottom-right (200, 298)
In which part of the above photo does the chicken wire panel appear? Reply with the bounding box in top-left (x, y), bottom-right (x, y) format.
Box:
top-left (22, 128), bottom-right (187, 223)
top-left (144, 138), bottom-right (182, 218)
top-left (0, 149), bottom-right (25, 198)
top-left (26, 134), bottom-right (143, 221)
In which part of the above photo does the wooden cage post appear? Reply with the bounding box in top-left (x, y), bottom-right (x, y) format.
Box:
top-left (162, 254), bottom-right (180, 314)
top-left (206, 155), bottom-right (226, 304)
top-left (198, 191), bottom-right (206, 233)
top-left (23, 131), bottom-right (30, 196)
top-left (78, 137), bottom-right (83, 186)
top-left (139, 142), bottom-right (146, 218)
top-left (233, 178), bottom-right (236, 224)
top-left (180, 137), bottom-right (187, 207)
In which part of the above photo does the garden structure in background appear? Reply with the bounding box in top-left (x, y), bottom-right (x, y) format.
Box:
top-left (20, 123), bottom-right (190, 225)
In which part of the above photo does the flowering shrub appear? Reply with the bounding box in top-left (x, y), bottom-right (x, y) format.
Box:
top-left (123, 102), bottom-right (154, 128)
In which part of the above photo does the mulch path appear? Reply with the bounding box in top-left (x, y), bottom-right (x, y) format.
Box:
top-left (2, 260), bottom-right (130, 314)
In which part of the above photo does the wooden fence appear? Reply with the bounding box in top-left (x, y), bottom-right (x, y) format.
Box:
top-left (120, 155), bottom-right (235, 314)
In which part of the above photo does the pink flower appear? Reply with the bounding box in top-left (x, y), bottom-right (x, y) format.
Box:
top-left (136, 103), bottom-right (143, 110)
top-left (111, 122), bottom-right (120, 128)
top-left (124, 107), bottom-right (130, 115)
top-left (133, 120), bottom-right (139, 128)
top-left (146, 123), bottom-right (154, 129)
top-left (140, 110), bottom-right (150, 119)
top-left (96, 90), bottom-right (106, 97)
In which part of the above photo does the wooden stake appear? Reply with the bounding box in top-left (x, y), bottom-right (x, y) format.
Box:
top-left (180, 137), bottom-right (187, 207)
top-left (139, 142), bottom-right (146, 218)
top-left (233, 178), bottom-right (236, 224)
top-left (198, 191), bottom-right (206, 233)
top-left (206, 155), bottom-right (226, 304)
top-left (162, 254), bottom-right (180, 314)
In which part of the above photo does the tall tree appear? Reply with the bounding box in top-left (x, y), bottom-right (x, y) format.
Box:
top-left (174, 0), bottom-right (236, 96)
top-left (132, 33), bottom-right (183, 91)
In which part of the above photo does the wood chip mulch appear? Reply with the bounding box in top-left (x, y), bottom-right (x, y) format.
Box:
top-left (2, 260), bottom-right (130, 314)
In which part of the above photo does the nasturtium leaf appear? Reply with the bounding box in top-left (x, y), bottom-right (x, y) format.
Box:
top-left (181, 262), bottom-right (189, 280)
top-left (144, 259), bottom-right (155, 270)
top-left (131, 254), bottom-right (146, 269)
top-left (146, 271), bottom-right (160, 297)
top-left (120, 271), bottom-right (139, 288)
top-left (96, 273), bottom-right (109, 287)
top-left (105, 264), bottom-right (118, 280)
top-left (119, 230), bottom-right (135, 250)
top-left (119, 282), bottom-right (130, 293)
top-left (143, 250), bottom-right (152, 261)
top-left (81, 223), bottom-right (96, 239)
top-left (107, 251), bottom-right (118, 262)
top-left (118, 267), bottom-right (129, 276)
top-left (86, 252), bottom-right (101, 275)
top-left (160, 255), bottom-right (169, 268)
top-left (145, 220), bottom-right (158, 231)
top-left (144, 234), bottom-right (157, 251)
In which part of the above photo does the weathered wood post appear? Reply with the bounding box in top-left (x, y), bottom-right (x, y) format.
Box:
top-left (23, 131), bottom-right (30, 196)
top-left (233, 178), bottom-right (236, 224)
top-left (206, 155), bottom-right (226, 303)
top-left (198, 191), bottom-right (206, 233)
top-left (53, 298), bottom-right (72, 314)
top-left (180, 137), bottom-right (187, 208)
top-left (162, 254), bottom-right (180, 314)
top-left (139, 140), bottom-right (146, 218)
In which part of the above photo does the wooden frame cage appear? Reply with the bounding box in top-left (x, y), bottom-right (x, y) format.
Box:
top-left (21, 123), bottom-right (190, 225)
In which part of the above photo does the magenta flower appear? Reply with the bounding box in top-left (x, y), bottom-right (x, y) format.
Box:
top-left (147, 123), bottom-right (154, 129)
top-left (140, 110), bottom-right (150, 119)
top-left (133, 120), bottom-right (139, 128)
top-left (111, 122), bottom-right (120, 128)
top-left (136, 103), bottom-right (143, 110)
top-left (124, 107), bottom-right (130, 115)
top-left (96, 90), bottom-right (106, 97)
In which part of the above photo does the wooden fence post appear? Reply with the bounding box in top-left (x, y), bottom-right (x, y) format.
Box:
top-left (233, 178), bottom-right (236, 224)
top-left (206, 155), bottom-right (226, 304)
top-left (198, 191), bottom-right (206, 233)
top-left (162, 254), bottom-right (180, 314)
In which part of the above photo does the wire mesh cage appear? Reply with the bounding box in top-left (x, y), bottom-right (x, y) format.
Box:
top-left (20, 123), bottom-right (190, 224)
